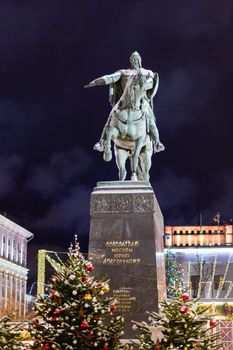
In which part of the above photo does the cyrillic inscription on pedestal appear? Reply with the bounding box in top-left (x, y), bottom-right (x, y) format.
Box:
top-left (88, 181), bottom-right (166, 338)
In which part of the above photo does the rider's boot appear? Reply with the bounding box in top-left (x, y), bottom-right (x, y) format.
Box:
top-left (149, 123), bottom-right (165, 153)
top-left (154, 141), bottom-right (165, 153)
top-left (93, 140), bottom-right (105, 152)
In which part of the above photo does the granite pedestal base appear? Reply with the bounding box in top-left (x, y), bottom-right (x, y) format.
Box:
top-left (88, 181), bottom-right (166, 338)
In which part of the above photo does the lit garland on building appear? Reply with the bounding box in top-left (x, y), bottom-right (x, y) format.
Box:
top-left (196, 256), bottom-right (204, 298)
top-left (206, 255), bottom-right (217, 299)
top-left (225, 281), bottom-right (233, 299)
top-left (216, 254), bottom-right (232, 298)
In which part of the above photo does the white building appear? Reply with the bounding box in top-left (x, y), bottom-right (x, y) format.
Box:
top-left (165, 224), bottom-right (233, 301)
top-left (0, 214), bottom-right (33, 319)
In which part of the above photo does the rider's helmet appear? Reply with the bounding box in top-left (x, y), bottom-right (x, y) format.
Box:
top-left (129, 51), bottom-right (142, 69)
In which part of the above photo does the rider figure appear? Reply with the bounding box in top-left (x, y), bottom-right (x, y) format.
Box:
top-left (84, 51), bottom-right (165, 153)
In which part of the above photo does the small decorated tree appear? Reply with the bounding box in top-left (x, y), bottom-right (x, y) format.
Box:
top-left (0, 314), bottom-right (24, 349)
top-left (165, 249), bottom-right (184, 298)
top-left (133, 294), bottom-right (223, 350)
top-left (30, 237), bottom-right (124, 350)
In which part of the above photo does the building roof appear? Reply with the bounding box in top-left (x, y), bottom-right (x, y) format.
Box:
top-left (0, 214), bottom-right (34, 240)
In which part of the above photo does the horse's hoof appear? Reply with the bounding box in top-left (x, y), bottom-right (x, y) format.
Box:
top-left (131, 173), bottom-right (138, 181)
top-left (119, 170), bottom-right (127, 181)
top-left (103, 150), bottom-right (112, 162)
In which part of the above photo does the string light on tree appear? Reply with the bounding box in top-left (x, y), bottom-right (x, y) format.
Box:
top-left (132, 294), bottom-right (223, 350)
top-left (30, 236), bottom-right (124, 350)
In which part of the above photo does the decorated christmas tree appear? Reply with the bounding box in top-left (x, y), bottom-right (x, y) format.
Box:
top-left (133, 293), bottom-right (223, 350)
top-left (0, 314), bottom-right (24, 350)
top-left (165, 249), bottom-right (184, 298)
top-left (30, 237), bottom-right (124, 350)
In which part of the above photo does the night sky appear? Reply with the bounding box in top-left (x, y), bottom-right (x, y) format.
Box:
top-left (0, 1), bottom-right (232, 289)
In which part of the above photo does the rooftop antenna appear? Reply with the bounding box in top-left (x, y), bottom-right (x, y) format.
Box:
top-left (213, 212), bottom-right (221, 227)
top-left (199, 212), bottom-right (203, 228)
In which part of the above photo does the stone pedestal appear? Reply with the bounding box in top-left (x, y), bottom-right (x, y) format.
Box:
top-left (88, 181), bottom-right (166, 338)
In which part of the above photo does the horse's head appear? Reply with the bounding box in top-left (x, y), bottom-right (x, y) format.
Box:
top-left (118, 71), bottom-right (149, 109)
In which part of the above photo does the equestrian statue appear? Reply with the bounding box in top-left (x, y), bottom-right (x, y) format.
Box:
top-left (85, 51), bottom-right (165, 181)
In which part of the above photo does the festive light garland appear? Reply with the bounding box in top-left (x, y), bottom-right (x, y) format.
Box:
top-left (37, 249), bottom-right (46, 297)
top-left (206, 255), bottom-right (217, 299)
top-left (216, 254), bottom-right (232, 298)
top-left (224, 281), bottom-right (233, 299)
top-left (187, 261), bottom-right (191, 294)
top-left (46, 254), bottom-right (62, 272)
top-left (37, 249), bottom-right (64, 297)
top-left (196, 256), bottom-right (204, 298)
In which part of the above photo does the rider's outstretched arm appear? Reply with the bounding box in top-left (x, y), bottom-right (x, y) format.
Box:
top-left (84, 71), bottom-right (121, 88)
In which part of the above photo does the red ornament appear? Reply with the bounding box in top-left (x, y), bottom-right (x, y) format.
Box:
top-left (111, 305), bottom-right (117, 311)
top-left (44, 345), bottom-right (50, 350)
top-left (180, 306), bottom-right (189, 313)
top-left (80, 276), bottom-right (89, 282)
top-left (103, 345), bottom-right (109, 350)
top-left (181, 293), bottom-right (190, 300)
top-left (32, 318), bottom-right (39, 323)
top-left (53, 309), bottom-right (60, 315)
top-left (50, 290), bottom-right (56, 299)
top-left (194, 343), bottom-right (201, 348)
top-left (50, 317), bottom-right (56, 322)
top-left (89, 331), bottom-right (94, 336)
top-left (210, 320), bottom-right (217, 327)
top-left (86, 263), bottom-right (94, 271)
top-left (80, 322), bottom-right (89, 329)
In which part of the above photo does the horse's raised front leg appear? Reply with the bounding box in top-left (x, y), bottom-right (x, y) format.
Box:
top-left (131, 137), bottom-right (144, 181)
top-left (103, 126), bottom-right (119, 162)
top-left (114, 145), bottom-right (129, 181)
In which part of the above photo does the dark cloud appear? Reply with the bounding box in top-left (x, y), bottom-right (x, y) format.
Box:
top-left (34, 185), bottom-right (90, 232)
top-left (154, 168), bottom-right (199, 225)
top-left (27, 147), bottom-right (92, 198)
top-left (0, 154), bottom-right (23, 195)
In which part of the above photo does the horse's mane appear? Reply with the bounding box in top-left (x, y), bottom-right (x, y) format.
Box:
top-left (117, 73), bottom-right (140, 109)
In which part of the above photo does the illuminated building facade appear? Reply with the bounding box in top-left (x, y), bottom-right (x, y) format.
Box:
top-left (165, 225), bottom-right (233, 248)
top-left (164, 224), bottom-right (233, 348)
top-left (0, 214), bottom-right (34, 319)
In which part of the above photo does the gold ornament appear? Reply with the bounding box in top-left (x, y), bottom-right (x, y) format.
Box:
top-left (102, 284), bottom-right (110, 293)
top-left (20, 330), bottom-right (31, 340)
top-left (83, 293), bottom-right (92, 300)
